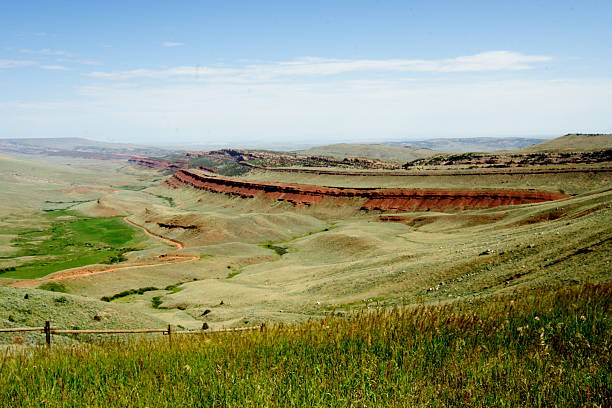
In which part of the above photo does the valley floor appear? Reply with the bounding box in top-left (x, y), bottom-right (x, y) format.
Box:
top-left (0, 153), bottom-right (610, 334)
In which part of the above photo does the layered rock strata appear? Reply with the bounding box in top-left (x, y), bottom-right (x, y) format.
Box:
top-left (167, 170), bottom-right (569, 212)
top-left (241, 162), bottom-right (612, 177)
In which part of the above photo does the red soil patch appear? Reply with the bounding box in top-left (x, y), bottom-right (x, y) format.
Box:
top-left (10, 254), bottom-right (198, 287)
top-left (168, 170), bottom-right (569, 212)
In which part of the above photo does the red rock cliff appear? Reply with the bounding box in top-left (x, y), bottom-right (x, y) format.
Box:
top-left (168, 170), bottom-right (569, 212)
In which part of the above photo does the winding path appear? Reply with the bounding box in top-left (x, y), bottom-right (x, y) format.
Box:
top-left (10, 218), bottom-right (198, 288)
top-left (123, 217), bottom-right (185, 249)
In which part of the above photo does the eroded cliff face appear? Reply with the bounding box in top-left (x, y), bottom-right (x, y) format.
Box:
top-left (204, 149), bottom-right (401, 170)
top-left (167, 170), bottom-right (569, 212)
top-left (128, 158), bottom-right (189, 171)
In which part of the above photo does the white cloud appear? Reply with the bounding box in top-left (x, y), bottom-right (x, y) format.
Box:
top-left (76, 60), bottom-right (101, 66)
top-left (40, 65), bottom-right (70, 71)
top-left (57, 58), bottom-right (101, 66)
top-left (0, 59), bottom-right (37, 69)
top-left (162, 41), bottom-right (184, 47)
top-left (87, 51), bottom-right (552, 81)
top-left (5, 49), bottom-right (608, 144)
top-left (20, 48), bottom-right (73, 57)
top-left (89, 65), bottom-right (238, 80)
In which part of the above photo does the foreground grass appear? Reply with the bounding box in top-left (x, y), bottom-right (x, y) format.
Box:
top-left (0, 284), bottom-right (609, 407)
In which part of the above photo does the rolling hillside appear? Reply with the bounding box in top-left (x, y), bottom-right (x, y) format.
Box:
top-left (524, 133), bottom-right (612, 152)
top-left (0, 286), bottom-right (165, 346)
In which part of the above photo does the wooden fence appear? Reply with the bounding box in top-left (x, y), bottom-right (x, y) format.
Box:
top-left (0, 321), bottom-right (265, 348)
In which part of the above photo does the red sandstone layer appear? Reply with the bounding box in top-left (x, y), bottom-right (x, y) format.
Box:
top-left (167, 170), bottom-right (569, 212)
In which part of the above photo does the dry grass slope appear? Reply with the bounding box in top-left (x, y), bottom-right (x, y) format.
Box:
top-left (524, 133), bottom-right (612, 152)
top-left (0, 286), bottom-right (165, 346)
top-left (0, 283), bottom-right (607, 407)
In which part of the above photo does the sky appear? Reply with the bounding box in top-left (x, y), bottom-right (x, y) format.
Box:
top-left (1, 0), bottom-right (611, 146)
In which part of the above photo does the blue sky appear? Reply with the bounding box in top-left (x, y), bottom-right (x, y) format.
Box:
top-left (1, 1), bottom-right (611, 146)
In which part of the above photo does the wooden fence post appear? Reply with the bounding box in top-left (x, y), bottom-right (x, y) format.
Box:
top-left (167, 324), bottom-right (172, 346)
top-left (44, 320), bottom-right (51, 348)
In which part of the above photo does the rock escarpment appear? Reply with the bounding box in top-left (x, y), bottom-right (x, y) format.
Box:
top-left (128, 157), bottom-right (189, 171)
top-left (167, 170), bottom-right (568, 212)
top-left (204, 149), bottom-right (401, 170)
top-left (405, 150), bottom-right (612, 168)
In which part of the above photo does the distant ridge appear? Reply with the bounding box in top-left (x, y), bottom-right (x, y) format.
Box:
top-left (385, 137), bottom-right (547, 153)
top-left (523, 134), bottom-right (612, 152)
top-left (297, 143), bottom-right (434, 162)
top-left (0, 137), bottom-right (156, 150)
top-left (0, 137), bottom-right (172, 159)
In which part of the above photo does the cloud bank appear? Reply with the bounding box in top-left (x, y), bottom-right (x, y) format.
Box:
top-left (3, 77), bottom-right (610, 143)
top-left (20, 48), bottom-right (73, 57)
top-left (88, 51), bottom-right (552, 81)
top-left (3, 49), bottom-right (609, 144)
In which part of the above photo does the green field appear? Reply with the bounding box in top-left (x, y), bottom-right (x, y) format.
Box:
top-left (0, 212), bottom-right (145, 279)
top-left (0, 283), bottom-right (607, 407)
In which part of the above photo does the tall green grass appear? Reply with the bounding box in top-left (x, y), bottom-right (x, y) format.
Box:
top-left (0, 284), bottom-right (609, 407)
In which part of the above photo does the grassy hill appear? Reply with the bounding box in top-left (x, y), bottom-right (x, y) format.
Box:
top-left (0, 286), bottom-right (166, 346)
top-left (524, 133), bottom-right (612, 152)
top-left (0, 283), bottom-right (607, 406)
top-left (298, 143), bottom-right (434, 162)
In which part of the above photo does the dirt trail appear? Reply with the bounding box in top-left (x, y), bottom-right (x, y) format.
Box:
top-left (123, 217), bottom-right (185, 249)
top-left (10, 218), bottom-right (197, 288)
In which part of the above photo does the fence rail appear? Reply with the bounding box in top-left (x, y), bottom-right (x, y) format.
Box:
top-left (0, 327), bottom-right (45, 333)
top-left (50, 329), bottom-right (168, 334)
top-left (0, 321), bottom-right (266, 347)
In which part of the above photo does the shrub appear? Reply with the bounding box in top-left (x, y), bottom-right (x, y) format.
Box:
top-left (151, 296), bottom-right (163, 309)
top-left (0, 266), bottom-right (16, 274)
top-left (38, 282), bottom-right (68, 293)
top-left (100, 287), bottom-right (160, 302)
